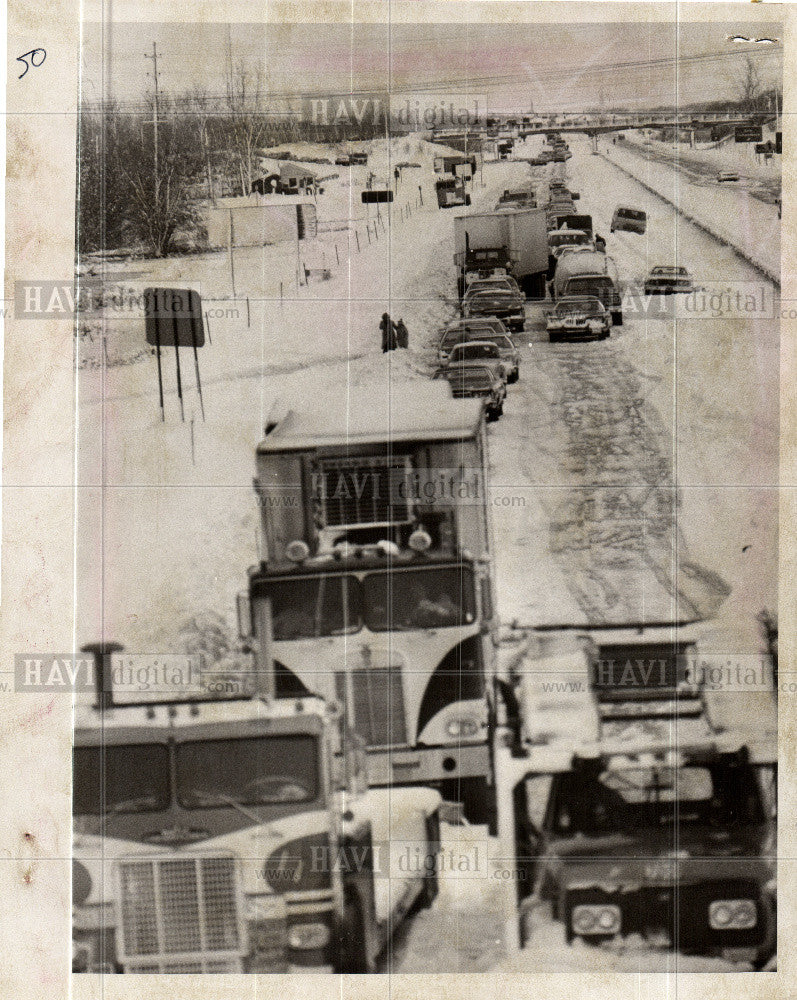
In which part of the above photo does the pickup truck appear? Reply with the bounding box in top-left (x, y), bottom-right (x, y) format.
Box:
top-left (433, 363), bottom-right (506, 421)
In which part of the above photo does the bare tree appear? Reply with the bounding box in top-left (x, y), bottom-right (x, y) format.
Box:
top-left (224, 58), bottom-right (270, 195)
top-left (738, 55), bottom-right (764, 114)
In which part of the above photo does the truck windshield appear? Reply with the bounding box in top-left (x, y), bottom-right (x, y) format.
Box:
top-left (73, 743), bottom-right (171, 815)
top-left (177, 736), bottom-right (318, 807)
top-left (362, 566), bottom-right (476, 631)
top-left (266, 576), bottom-right (361, 639)
top-left (551, 764), bottom-right (764, 837)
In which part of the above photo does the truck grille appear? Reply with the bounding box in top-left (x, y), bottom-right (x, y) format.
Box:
top-left (337, 662), bottom-right (408, 747)
top-left (315, 454), bottom-right (413, 528)
top-left (116, 855), bottom-right (246, 973)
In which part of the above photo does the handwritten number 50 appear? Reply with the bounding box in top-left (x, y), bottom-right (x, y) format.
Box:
top-left (17, 48), bottom-right (46, 79)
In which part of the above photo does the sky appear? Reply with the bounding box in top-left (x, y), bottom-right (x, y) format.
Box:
top-left (81, 20), bottom-right (783, 113)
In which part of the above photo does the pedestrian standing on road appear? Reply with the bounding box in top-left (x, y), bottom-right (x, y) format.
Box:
top-left (395, 318), bottom-right (409, 349)
top-left (594, 233), bottom-right (606, 253)
top-left (380, 312), bottom-right (396, 352)
top-left (394, 166), bottom-right (401, 186)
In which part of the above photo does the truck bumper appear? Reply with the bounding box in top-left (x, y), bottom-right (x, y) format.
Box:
top-left (366, 742), bottom-right (490, 788)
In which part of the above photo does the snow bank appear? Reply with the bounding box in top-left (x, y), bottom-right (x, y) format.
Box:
top-left (602, 143), bottom-right (780, 284)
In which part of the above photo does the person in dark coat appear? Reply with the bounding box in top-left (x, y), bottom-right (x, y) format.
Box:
top-left (380, 312), bottom-right (396, 352)
top-left (395, 318), bottom-right (408, 349)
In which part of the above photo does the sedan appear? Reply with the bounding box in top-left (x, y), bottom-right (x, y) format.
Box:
top-left (433, 364), bottom-right (506, 421)
top-left (445, 340), bottom-right (512, 384)
top-left (545, 296), bottom-right (611, 342)
top-left (463, 288), bottom-right (525, 331)
top-left (717, 170), bottom-right (740, 183)
top-left (644, 265), bottom-right (694, 295)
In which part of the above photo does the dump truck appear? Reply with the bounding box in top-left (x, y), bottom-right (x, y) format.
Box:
top-left (72, 645), bottom-right (443, 974)
top-left (248, 381), bottom-right (498, 824)
top-left (492, 622), bottom-right (777, 967)
top-left (454, 208), bottom-right (549, 299)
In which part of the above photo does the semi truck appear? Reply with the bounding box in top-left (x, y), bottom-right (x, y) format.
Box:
top-left (248, 381), bottom-right (498, 823)
top-left (493, 622), bottom-right (777, 966)
top-left (454, 208), bottom-right (549, 299)
top-left (72, 646), bottom-right (442, 974)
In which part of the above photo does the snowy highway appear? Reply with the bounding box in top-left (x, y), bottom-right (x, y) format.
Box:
top-left (75, 130), bottom-right (779, 972)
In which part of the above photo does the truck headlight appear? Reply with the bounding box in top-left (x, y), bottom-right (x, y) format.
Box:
top-left (446, 715), bottom-right (480, 738)
top-left (572, 904), bottom-right (621, 936)
top-left (709, 899), bottom-right (757, 930)
top-left (287, 922), bottom-right (331, 950)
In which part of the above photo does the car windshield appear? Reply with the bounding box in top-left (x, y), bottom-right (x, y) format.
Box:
top-left (73, 743), bottom-right (171, 815)
top-left (177, 736), bottom-right (318, 807)
top-left (265, 575), bottom-right (361, 639)
top-left (452, 343), bottom-right (500, 360)
top-left (550, 764), bottom-right (764, 837)
top-left (362, 567), bottom-right (476, 631)
top-left (618, 209), bottom-right (646, 221)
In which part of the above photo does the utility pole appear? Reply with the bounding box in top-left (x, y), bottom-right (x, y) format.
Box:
top-left (145, 42), bottom-right (161, 209)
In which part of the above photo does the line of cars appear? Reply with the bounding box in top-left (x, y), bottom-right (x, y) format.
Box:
top-left (432, 311), bottom-right (521, 422)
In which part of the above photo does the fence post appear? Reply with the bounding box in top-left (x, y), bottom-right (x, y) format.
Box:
top-left (367, 226), bottom-right (371, 245)
top-left (355, 230), bottom-right (360, 252)
top-left (335, 244), bottom-right (340, 266)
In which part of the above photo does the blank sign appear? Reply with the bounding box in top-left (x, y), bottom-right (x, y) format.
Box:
top-left (144, 288), bottom-right (205, 347)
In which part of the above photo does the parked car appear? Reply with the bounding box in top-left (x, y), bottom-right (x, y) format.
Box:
top-left (445, 340), bottom-right (512, 384)
top-left (551, 251), bottom-right (622, 325)
top-left (610, 206), bottom-right (647, 234)
top-left (466, 275), bottom-right (523, 297)
top-left (437, 318), bottom-right (510, 365)
top-left (334, 154), bottom-right (352, 166)
top-left (462, 287), bottom-right (525, 331)
top-left (442, 332), bottom-right (520, 383)
top-left (644, 265), bottom-right (694, 295)
top-left (717, 169), bottom-right (740, 183)
top-left (433, 364), bottom-right (506, 421)
top-left (545, 296), bottom-right (611, 342)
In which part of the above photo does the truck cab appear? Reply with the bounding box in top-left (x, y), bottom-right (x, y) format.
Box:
top-left (72, 652), bottom-right (442, 974)
top-left (495, 623), bottom-right (777, 966)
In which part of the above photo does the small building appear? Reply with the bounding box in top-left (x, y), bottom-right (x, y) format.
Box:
top-left (279, 162), bottom-right (317, 193)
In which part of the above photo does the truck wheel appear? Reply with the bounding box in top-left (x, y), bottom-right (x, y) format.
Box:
top-left (486, 406), bottom-right (499, 423)
top-left (336, 898), bottom-right (371, 973)
top-left (611, 310), bottom-right (623, 326)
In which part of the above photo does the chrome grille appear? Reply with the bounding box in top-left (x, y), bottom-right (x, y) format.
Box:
top-left (339, 664), bottom-right (407, 746)
top-left (315, 454), bottom-right (413, 528)
top-left (116, 854), bottom-right (245, 973)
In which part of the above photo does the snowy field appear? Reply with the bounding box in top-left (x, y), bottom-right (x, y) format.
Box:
top-left (75, 131), bottom-right (780, 969)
